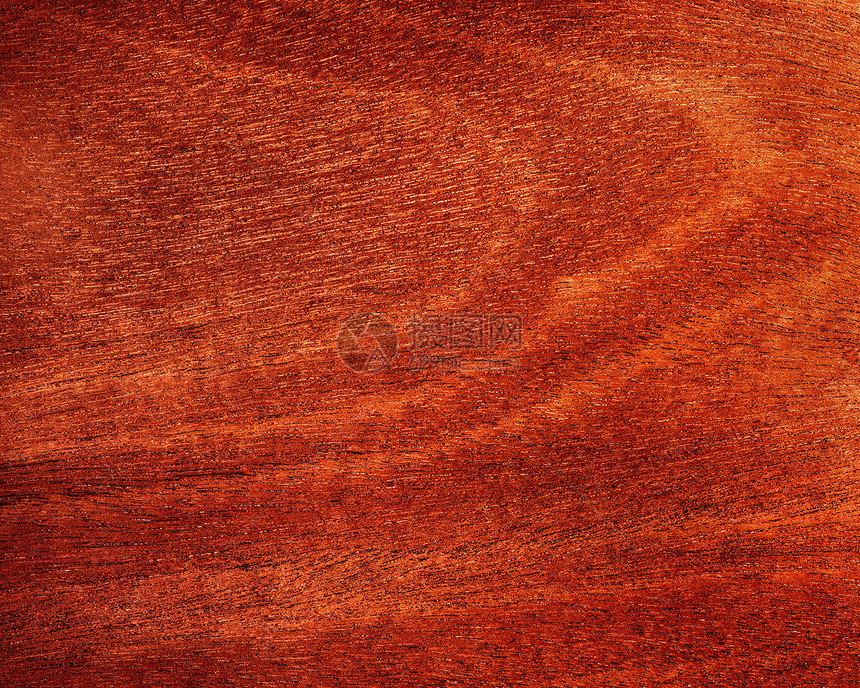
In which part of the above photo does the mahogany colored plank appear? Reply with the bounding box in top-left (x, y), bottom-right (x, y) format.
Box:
top-left (2, 0), bottom-right (860, 685)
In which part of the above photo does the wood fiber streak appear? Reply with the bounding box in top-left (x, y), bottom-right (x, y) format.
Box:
top-left (2, 0), bottom-right (860, 685)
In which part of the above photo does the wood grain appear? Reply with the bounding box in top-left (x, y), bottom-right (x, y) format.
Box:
top-left (2, 0), bottom-right (860, 684)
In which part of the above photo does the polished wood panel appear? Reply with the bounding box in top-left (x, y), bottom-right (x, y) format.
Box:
top-left (2, 0), bottom-right (860, 684)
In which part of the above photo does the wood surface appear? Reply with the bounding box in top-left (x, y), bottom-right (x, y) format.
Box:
top-left (2, 0), bottom-right (860, 685)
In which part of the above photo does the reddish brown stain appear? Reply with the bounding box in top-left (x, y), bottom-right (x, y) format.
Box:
top-left (2, 0), bottom-right (860, 685)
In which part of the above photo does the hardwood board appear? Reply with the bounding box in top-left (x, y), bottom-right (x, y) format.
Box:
top-left (2, 0), bottom-right (860, 685)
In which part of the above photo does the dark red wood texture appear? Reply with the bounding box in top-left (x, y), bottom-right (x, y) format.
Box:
top-left (3, 0), bottom-right (860, 685)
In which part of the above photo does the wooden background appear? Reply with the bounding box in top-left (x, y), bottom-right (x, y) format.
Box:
top-left (2, 0), bottom-right (860, 684)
